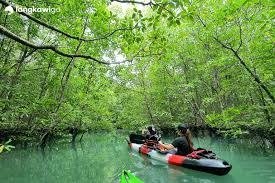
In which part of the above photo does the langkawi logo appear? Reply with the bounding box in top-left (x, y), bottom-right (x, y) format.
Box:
top-left (4, 5), bottom-right (60, 15)
top-left (4, 5), bottom-right (14, 15)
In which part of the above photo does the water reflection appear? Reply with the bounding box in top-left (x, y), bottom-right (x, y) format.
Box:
top-left (0, 132), bottom-right (274, 183)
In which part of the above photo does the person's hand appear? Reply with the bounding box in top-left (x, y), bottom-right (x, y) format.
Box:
top-left (158, 144), bottom-right (167, 151)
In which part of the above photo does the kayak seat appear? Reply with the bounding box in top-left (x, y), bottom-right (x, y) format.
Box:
top-left (187, 149), bottom-right (217, 159)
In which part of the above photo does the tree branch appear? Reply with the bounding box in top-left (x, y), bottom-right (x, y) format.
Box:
top-left (213, 36), bottom-right (234, 51)
top-left (0, 25), bottom-right (131, 65)
top-left (111, 0), bottom-right (177, 18)
top-left (24, 67), bottom-right (49, 71)
top-left (111, 0), bottom-right (154, 6)
top-left (91, 23), bottom-right (139, 41)
top-left (236, 20), bottom-right (243, 52)
top-left (0, 0), bottom-right (138, 42)
top-left (197, 15), bottom-right (206, 27)
top-left (214, 36), bottom-right (275, 103)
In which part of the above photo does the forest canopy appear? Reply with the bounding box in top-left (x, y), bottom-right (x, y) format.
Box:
top-left (0, 0), bottom-right (274, 144)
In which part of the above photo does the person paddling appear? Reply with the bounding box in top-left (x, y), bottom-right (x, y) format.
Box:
top-left (158, 124), bottom-right (194, 156)
top-left (143, 125), bottom-right (160, 141)
top-left (141, 125), bottom-right (161, 149)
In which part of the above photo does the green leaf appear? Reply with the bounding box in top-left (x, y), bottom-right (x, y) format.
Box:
top-left (162, 13), bottom-right (167, 18)
top-left (0, 145), bottom-right (4, 153)
top-left (135, 37), bottom-right (141, 43)
top-left (167, 16), bottom-right (173, 21)
top-left (5, 139), bottom-right (12, 145)
top-left (5, 145), bottom-right (15, 149)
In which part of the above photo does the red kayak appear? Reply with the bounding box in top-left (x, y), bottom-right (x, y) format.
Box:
top-left (128, 135), bottom-right (232, 176)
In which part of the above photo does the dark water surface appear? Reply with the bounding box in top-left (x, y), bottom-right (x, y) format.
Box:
top-left (0, 132), bottom-right (275, 183)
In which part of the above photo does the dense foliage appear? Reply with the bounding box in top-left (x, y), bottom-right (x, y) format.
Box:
top-left (0, 0), bottom-right (274, 144)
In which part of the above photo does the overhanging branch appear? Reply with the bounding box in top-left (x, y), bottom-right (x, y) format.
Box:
top-left (214, 35), bottom-right (275, 103)
top-left (111, 0), bottom-right (154, 6)
top-left (111, 0), bottom-right (177, 18)
top-left (0, 25), bottom-right (131, 65)
top-left (236, 20), bottom-right (243, 52)
top-left (0, 0), bottom-right (138, 42)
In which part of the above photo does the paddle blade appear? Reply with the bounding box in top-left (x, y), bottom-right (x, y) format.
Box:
top-left (120, 170), bottom-right (144, 183)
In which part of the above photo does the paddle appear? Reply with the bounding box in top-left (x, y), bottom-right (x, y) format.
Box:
top-left (120, 170), bottom-right (144, 183)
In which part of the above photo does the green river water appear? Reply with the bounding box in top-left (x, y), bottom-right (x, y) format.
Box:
top-left (0, 132), bottom-right (275, 183)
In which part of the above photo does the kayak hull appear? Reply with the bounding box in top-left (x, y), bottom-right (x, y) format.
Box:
top-left (129, 143), bottom-right (232, 176)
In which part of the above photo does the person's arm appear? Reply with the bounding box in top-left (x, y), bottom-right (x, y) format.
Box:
top-left (158, 141), bottom-right (175, 150)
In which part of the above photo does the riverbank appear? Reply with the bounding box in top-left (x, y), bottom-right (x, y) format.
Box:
top-left (0, 124), bottom-right (274, 149)
top-left (161, 124), bottom-right (275, 148)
